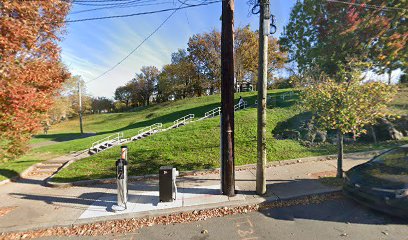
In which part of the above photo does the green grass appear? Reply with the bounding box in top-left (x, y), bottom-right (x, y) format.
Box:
top-left (52, 89), bottom-right (408, 182)
top-left (1, 90), bottom-right (286, 181)
top-left (3, 88), bottom-right (407, 182)
top-left (390, 87), bottom-right (408, 115)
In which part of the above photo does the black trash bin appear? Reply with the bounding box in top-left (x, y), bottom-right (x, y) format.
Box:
top-left (159, 166), bottom-right (176, 202)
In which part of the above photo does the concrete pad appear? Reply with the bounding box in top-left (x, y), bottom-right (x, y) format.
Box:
top-left (79, 185), bottom-right (237, 220)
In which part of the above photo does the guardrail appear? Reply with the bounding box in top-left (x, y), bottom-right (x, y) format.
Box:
top-left (90, 132), bottom-right (123, 150)
top-left (204, 107), bottom-right (221, 118)
top-left (174, 114), bottom-right (194, 126)
top-left (234, 101), bottom-right (247, 111)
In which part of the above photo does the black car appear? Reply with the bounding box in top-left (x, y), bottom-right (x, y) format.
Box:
top-left (343, 145), bottom-right (408, 218)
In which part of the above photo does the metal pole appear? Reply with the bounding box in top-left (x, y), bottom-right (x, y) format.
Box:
top-left (256, 0), bottom-right (270, 195)
top-left (78, 80), bottom-right (83, 134)
top-left (221, 0), bottom-right (235, 197)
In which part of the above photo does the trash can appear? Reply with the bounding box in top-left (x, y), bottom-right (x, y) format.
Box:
top-left (159, 166), bottom-right (178, 202)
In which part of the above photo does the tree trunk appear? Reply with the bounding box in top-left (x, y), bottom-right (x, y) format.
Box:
top-left (388, 70), bottom-right (392, 85)
top-left (370, 125), bottom-right (377, 144)
top-left (337, 129), bottom-right (344, 178)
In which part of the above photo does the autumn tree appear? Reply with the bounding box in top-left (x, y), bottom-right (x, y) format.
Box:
top-left (91, 97), bottom-right (114, 114)
top-left (0, 0), bottom-right (71, 158)
top-left (131, 66), bottom-right (160, 106)
top-left (47, 75), bottom-right (91, 124)
top-left (302, 77), bottom-right (396, 178)
top-left (280, 0), bottom-right (406, 83)
top-left (188, 30), bottom-right (221, 95)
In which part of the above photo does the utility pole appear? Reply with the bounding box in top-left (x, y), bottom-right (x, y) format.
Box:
top-left (220, 0), bottom-right (235, 197)
top-left (256, 0), bottom-right (270, 195)
top-left (78, 80), bottom-right (84, 134)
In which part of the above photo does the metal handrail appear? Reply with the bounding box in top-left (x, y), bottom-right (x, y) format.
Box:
top-left (137, 123), bottom-right (162, 135)
top-left (234, 101), bottom-right (247, 111)
top-left (91, 132), bottom-right (123, 149)
top-left (204, 107), bottom-right (221, 118)
top-left (174, 114), bottom-right (194, 126)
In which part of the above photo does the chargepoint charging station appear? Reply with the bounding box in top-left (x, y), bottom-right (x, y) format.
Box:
top-left (112, 146), bottom-right (128, 212)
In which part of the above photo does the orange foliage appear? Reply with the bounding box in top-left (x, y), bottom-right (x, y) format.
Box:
top-left (0, 0), bottom-right (71, 158)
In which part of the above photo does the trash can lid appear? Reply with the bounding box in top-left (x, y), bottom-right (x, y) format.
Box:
top-left (160, 166), bottom-right (173, 170)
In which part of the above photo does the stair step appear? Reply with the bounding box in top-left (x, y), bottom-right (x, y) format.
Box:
top-left (37, 163), bottom-right (63, 169)
top-left (33, 168), bottom-right (57, 173)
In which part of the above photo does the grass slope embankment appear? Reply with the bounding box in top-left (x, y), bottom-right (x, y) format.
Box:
top-left (1, 90), bottom-right (280, 181)
top-left (52, 89), bottom-right (408, 182)
top-left (2, 88), bottom-right (407, 182)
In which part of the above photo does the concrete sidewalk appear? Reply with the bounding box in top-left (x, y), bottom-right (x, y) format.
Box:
top-left (0, 150), bottom-right (381, 234)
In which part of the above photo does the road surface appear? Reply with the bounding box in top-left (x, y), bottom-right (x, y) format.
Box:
top-left (44, 196), bottom-right (408, 240)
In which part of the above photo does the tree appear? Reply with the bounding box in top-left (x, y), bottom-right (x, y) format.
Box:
top-left (302, 77), bottom-right (396, 178)
top-left (114, 85), bottom-right (133, 108)
top-left (91, 97), bottom-right (114, 114)
top-left (157, 49), bottom-right (198, 102)
top-left (400, 73), bottom-right (408, 85)
top-left (131, 66), bottom-right (160, 106)
top-left (47, 75), bottom-right (92, 129)
top-left (0, 0), bottom-right (71, 158)
top-left (188, 30), bottom-right (221, 95)
top-left (280, 0), bottom-right (406, 83)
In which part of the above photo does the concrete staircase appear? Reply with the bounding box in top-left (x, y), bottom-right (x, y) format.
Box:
top-left (88, 132), bottom-right (126, 155)
top-left (88, 100), bottom-right (251, 156)
top-left (166, 114), bottom-right (195, 130)
top-left (130, 123), bottom-right (163, 141)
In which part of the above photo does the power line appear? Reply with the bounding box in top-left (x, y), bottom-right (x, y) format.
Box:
top-left (86, 0), bottom-right (219, 84)
top-left (326, 0), bottom-right (408, 12)
top-left (71, 1), bottom-right (174, 14)
top-left (65, 1), bottom-right (220, 23)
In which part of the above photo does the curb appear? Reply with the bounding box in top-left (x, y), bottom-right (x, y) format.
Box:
top-left (45, 149), bottom-right (383, 188)
top-left (0, 189), bottom-right (342, 236)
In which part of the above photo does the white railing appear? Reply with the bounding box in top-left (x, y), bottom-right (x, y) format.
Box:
top-left (138, 123), bottom-right (162, 135)
top-left (234, 101), bottom-right (247, 111)
top-left (90, 132), bottom-right (123, 150)
top-left (280, 91), bottom-right (294, 100)
top-left (174, 114), bottom-right (194, 126)
top-left (204, 107), bottom-right (221, 118)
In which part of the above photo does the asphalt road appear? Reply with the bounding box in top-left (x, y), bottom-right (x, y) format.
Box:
top-left (46, 197), bottom-right (408, 240)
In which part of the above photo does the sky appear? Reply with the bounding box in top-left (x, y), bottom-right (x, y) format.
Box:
top-left (60, 0), bottom-right (401, 98)
top-left (60, 0), bottom-right (298, 98)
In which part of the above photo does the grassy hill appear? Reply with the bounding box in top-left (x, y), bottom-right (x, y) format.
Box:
top-left (53, 89), bottom-right (408, 182)
top-left (1, 88), bottom-right (407, 182)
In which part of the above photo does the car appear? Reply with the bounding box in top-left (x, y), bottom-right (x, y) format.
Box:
top-left (343, 144), bottom-right (408, 218)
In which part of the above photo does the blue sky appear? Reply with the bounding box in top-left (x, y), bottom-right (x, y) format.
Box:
top-left (60, 0), bottom-right (298, 97)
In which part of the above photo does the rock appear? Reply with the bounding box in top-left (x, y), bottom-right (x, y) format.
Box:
top-left (315, 130), bottom-right (327, 143)
top-left (374, 118), bottom-right (404, 141)
top-left (340, 233), bottom-right (348, 237)
top-left (201, 229), bottom-right (208, 234)
top-left (282, 130), bottom-right (301, 140)
top-left (393, 115), bottom-right (408, 136)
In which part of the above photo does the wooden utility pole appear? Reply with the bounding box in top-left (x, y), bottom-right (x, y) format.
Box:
top-left (78, 80), bottom-right (84, 134)
top-left (221, 0), bottom-right (235, 197)
top-left (256, 0), bottom-right (270, 195)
